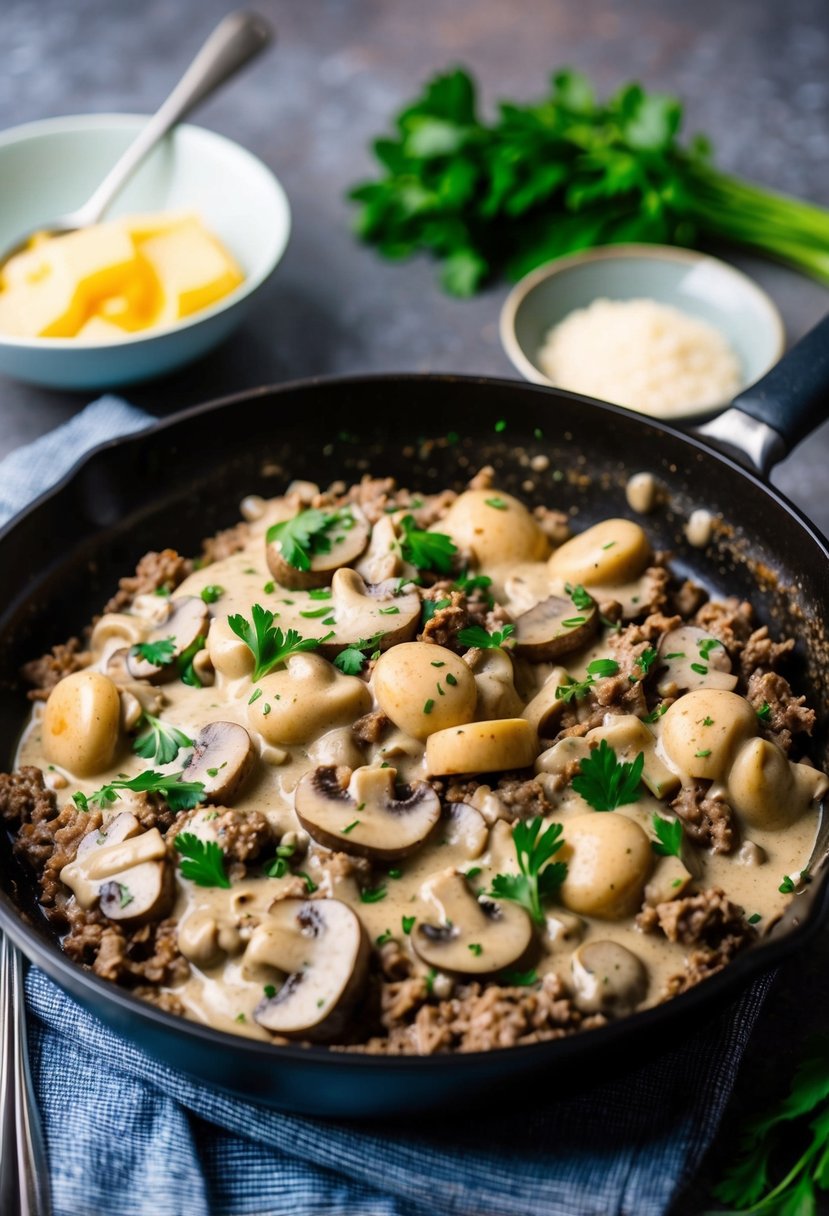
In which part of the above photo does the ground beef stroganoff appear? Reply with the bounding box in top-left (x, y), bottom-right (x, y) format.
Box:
top-left (3, 470), bottom-right (826, 1054)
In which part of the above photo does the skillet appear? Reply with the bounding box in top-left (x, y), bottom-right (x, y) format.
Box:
top-left (0, 316), bottom-right (828, 1117)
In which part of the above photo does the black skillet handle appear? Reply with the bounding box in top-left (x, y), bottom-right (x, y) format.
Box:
top-left (696, 313), bottom-right (829, 476)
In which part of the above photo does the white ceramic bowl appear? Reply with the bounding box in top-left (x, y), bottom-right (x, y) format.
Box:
top-left (0, 114), bottom-right (291, 389)
top-left (500, 244), bottom-right (785, 421)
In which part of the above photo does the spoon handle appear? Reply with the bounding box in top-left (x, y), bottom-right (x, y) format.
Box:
top-left (76, 10), bottom-right (273, 227)
top-left (0, 933), bottom-right (52, 1216)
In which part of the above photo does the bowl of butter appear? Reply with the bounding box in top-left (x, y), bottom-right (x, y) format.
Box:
top-left (0, 114), bottom-right (291, 388)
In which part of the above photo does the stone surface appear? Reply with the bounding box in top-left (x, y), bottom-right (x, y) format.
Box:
top-left (3, 0), bottom-right (829, 1210)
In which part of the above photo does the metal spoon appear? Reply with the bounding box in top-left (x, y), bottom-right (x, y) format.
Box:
top-left (0, 932), bottom-right (51, 1216)
top-left (0, 9), bottom-right (273, 265)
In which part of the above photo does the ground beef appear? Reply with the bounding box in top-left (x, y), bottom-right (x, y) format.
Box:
top-left (693, 597), bottom-right (755, 653)
top-left (418, 589), bottom-right (468, 649)
top-left (366, 973), bottom-right (606, 1055)
top-left (0, 765), bottom-right (57, 829)
top-left (746, 670), bottom-right (815, 754)
top-left (315, 848), bottom-right (372, 887)
top-left (333, 476), bottom-right (457, 528)
top-left (64, 915), bottom-right (189, 988)
top-left (671, 579), bottom-right (709, 618)
top-left (670, 782), bottom-right (737, 854)
top-left (496, 777), bottom-right (553, 820)
top-left (533, 505), bottom-right (570, 546)
top-left (638, 887), bottom-right (756, 997)
top-left (200, 522), bottom-right (251, 564)
top-left (126, 793), bottom-right (179, 836)
top-left (168, 807), bottom-right (273, 870)
top-left (36, 803), bottom-right (105, 912)
top-left (132, 987), bottom-right (186, 1016)
top-left (740, 626), bottom-right (795, 680)
top-left (352, 710), bottom-right (390, 745)
top-left (21, 638), bottom-right (91, 701)
top-left (103, 548), bottom-right (193, 614)
top-left (630, 566), bottom-right (670, 618)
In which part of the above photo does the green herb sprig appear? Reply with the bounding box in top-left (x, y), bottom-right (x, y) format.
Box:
top-left (457, 623), bottom-right (516, 649)
top-left (228, 604), bottom-right (324, 681)
top-left (398, 515), bottom-right (457, 573)
top-left (133, 714), bottom-right (193, 766)
top-left (73, 770), bottom-right (205, 814)
top-left (174, 832), bottom-right (231, 888)
top-left (487, 817), bottom-right (567, 925)
top-left (266, 507), bottom-right (354, 572)
top-left (571, 739), bottom-right (644, 812)
top-left (333, 633), bottom-right (383, 676)
top-left (651, 814), bottom-right (683, 858)
top-left (555, 657), bottom-right (619, 703)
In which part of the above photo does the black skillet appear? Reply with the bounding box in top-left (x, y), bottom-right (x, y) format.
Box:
top-left (0, 316), bottom-right (828, 1118)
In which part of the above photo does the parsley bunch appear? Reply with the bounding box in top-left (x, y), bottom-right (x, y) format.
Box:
top-left (488, 817), bottom-right (567, 925)
top-left (266, 507), bottom-right (353, 572)
top-left (350, 67), bottom-right (829, 295)
top-left (571, 739), bottom-right (644, 811)
top-left (73, 770), bottom-right (205, 814)
top-left (228, 604), bottom-right (324, 681)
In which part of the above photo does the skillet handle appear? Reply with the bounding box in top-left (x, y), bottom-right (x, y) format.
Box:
top-left (696, 313), bottom-right (829, 476)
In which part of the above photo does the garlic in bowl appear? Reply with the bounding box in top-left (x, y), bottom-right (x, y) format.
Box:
top-left (0, 114), bottom-right (290, 389)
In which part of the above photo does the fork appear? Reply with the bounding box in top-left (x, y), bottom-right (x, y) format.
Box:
top-left (0, 932), bottom-right (52, 1216)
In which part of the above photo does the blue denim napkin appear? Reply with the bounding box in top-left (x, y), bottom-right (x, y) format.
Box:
top-left (7, 399), bottom-right (767, 1216)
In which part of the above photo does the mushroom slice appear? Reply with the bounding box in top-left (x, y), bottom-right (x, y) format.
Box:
top-left (570, 941), bottom-right (648, 1016)
top-left (76, 810), bottom-right (141, 862)
top-left (412, 869), bottom-right (533, 975)
top-left (426, 719), bottom-right (539, 777)
top-left (442, 802), bottom-right (488, 865)
top-left (61, 820), bottom-right (173, 927)
top-left (522, 667), bottom-right (570, 737)
top-left (657, 625), bottom-right (737, 697)
top-left (250, 898), bottom-right (369, 1041)
top-left (464, 647), bottom-right (524, 720)
top-left (126, 596), bottom-right (209, 682)
top-left (294, 764), bottom-right (441, 860)
top-left (183, 721), bottom-right (255, 804)
top-left (586, 715), bottom-right (680, 800)
top-left (265, 505), bottom-right (371, 590)
top-left (99, 859), bottom-right (175, 929)
top-left (316, 568), bottom-right (421, 655)
top-left (513, 594), bottom-right (599, 661)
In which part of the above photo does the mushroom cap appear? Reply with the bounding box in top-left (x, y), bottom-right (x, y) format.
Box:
top-left (464, 647), bottom-right (524, 720)
top-left (61, 820), bottom-right (173, 926)
top-left (657, 625), bottom-right (737, 697)
top-left (438, 490), bottom-right (550, 565)
top-left (570, 940), bottom-right (648, 1015)
top-left (42, 670), bottom-right (122, 778)
top-left (559, 813), bottom-right (653, 919)
top-left (548, 519), bottom-right (651, 587)
top-left (426, 718), bottom-right (539, 776)
top-left (126, 596), bottom-right (209, 682)
top-left (294, 764), bottom-right (441, 860)
top-left (250, 898), bottom-right (369, 1041)
top-left (373, 642), bottom-right (478, 740)
top-left (513, 594), bottom-right (599, 661)
top-left (316, 568), bottom-right (421, 654)
top-left (265, 505), bottom-right (371, 590)
top-left (522, 667), bottom-right (570, 737)
top-left (412, 868), bottom-right (533, 974)
top-left (99, 859), bottom-right (175, 929)
top-left (247, 652), bottom-right (372, 746)
top-left (660, 688), bottom-right (757, 781)
top-left (183, 721), bottom-right (256, 804)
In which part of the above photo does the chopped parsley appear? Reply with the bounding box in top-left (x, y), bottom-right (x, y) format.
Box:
top-left (697, 636), bottom-right (723, 661)
top-left (446, 672), bottom-right (458, 686)
top-left (695, 748), bottom-right (712, 758)
top-left (633, 646), bottom-right (658, 676)
top-left (174, 833), bottom-right (230, 888)
top-left (487, 817), bottom-right (567, 925)
top-left (457, 623), bottom-right (516, 649)
top-left (423, 698), bottom-right (435, 715)
top-left (651, 815), bottom-right (683, 858)
top-left (200, 584), bottom-right (225, 604)
top-left (178, 634), bottom-right (206, 688)
top-left (361, 885), bottom-right (388, 904)
top-left (266, 506), bottom-right (355, 572)
top-left (342, 820), bottom-right (360, 834)
top-left (130, 636), bottom-right (176, 667)
top-left (571, 739), bottom-right (644, 811)
top-left (376, 930), bottom-right (393, 946)
top-left (565, 582), bottom-right (594, 611)
top-left (398, 514), bottom-right (457, 573)
top-left (299, 605), bottom-right (332, 619)
top-left (690, 661), bottom-right (708, 675)
top-left (642, 703), bottom-right (667, 724)
top-left (485, 497), bottom-right (507, 510)
top-left (308, 587), bottom-right (333, 600)
top-left (333, 633), bottom-right (383, 676)
top-left (298, 871), bottom-right (318, 894)
top-left (452, 571), bottom-right (494, 603)
top-left (555, 657), bottom-right (619, 703)
top-left (133, 714), bottom-right (193, 766)
top-left (402, 915), bottom-right (415, 935)
top-left (468, 943), bottom-right (483, 956)
top-left (702, 715), bottom-right (714, 727)
top-left (228, 604), bottom-right (323, 681)
top-left (747, 913), bottom-right (762, 925)
top-left (500, 968), bottom-right (539, 987)
top-left (757, 702), bottom-right (772, 721)
top-left (422, 597), bottom-right (451, 623)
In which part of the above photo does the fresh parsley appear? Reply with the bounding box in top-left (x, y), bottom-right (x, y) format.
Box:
top-left (174, 832), bottom-right (231, 888)
top-left (200, 585), bottom-right (225, 604)
top-left (457, 623), bottom-right (516, 649)
top-left (266, 506), bottom-right (354, 572)
top-left (651, 815), bottom-right (683, 858)
top-left (130, 636), bottom-right (176, 667)
top-left (333, 632), bottom-right (383, 676)
top-left (571, 739), bottom-right (644, 811)
top-left (361, 885), bottom-right (388, 904)
top-left (565, 583), bottom-right (594, 611)
top-left (452, 571), bottom-right (494, 603)
top-left (555, 657), bottom-right (619, 703)
top-left (133, 714), bottom-right (193, 766)
top-left (633, 646), bottom-right (658, 677)
top-left (73, 770), bottom-right (205, 814)
top-left (500, 968), bottom-right (539, 987)
top-left (487, 817), bottom-right (567, 925)
top-left (398, 514), bottom-right (457, 573)
top-left (228, 604), bottom-right (323, 681)
top-left (757, 702), bottom-right (772, 722)
top-left (178, 634), bottom-right (205, 688)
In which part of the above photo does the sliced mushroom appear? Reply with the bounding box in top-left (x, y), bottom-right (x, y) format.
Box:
top-left (250, 898), bottom-right (369, 1041)
top-left (426, 719), bottom-right (539, 777)
top-left (248, 653), bottom-right (371, 746)
top-left (522, 667), bottom-right (570, 737)
top-left (126, 596), bottom-right (209, 682)
top-left (464, 647), bottom-right (524, 720)
top-left (570, 941), bottom-right (648, 1015)
top-left (514, 594), bottom-right (599, 661)
top-left (316, 568), bottom-right (421, 654)
top-left (265, 505), bottom-right (371, 590)
top-left (183, 721), bottom-right (255, 804)
top-left (644, 854), bottom-right (694, 905)
top-left (412, 868), bottom-right (533, 975)
top-left (61, 818), bottom-right (172, 928)
top-left (440, 801), bottom-right (488, 866)
top-left (294, 764), bottom-right (441, 860)
top-left (355, 515), bottom-right (406, 584)
top-left (586, 715), bottom-right (680, 800)
top-left (657, 626), bottom-right (737, 697)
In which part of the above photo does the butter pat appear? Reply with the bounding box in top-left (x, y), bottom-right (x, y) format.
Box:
top-left (140, 218), bottom-right (244, 321)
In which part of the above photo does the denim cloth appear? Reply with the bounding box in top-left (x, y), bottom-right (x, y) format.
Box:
top-left (7, 399), bottom-right (765, 1216)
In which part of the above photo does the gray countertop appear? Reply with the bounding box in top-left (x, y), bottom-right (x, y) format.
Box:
top-left (5, 0), bottom-right (829, 1209)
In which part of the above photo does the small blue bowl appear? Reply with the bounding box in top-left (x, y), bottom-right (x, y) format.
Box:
top-left (0, 114), bottom-right (291, 390)
top-left (499, 244), bottom-right (785, 421)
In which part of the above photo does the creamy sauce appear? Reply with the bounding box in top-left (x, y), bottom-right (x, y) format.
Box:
top-left (17, 491), bottom-right (825, 1043)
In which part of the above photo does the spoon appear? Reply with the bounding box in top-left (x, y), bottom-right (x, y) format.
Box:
top-left (0, 9), bottom-right (273, 266)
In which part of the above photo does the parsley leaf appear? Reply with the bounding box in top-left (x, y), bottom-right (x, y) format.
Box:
top-left (130, 636), bottom-right (176, 667)
top-left (174, 832), bottom-right (231, 888)
top-left (228, 604), bottom-right (322, 681)
top-left (571, 739), bottom-right (644, 811)
top-left (333, 632), bottom-right (383, 675)
top-left (452, 571), bottom-right (494, 603)
top-left (178, 634), bottom-right (205, 688)
top-left (457, 623), bottom-right (516, 649)
top-left (565, 582), bottom-right (594, 611)
top-left (266, 506), bottom-right (353, 572)
top-left (73, 770), bottom-right (205, 815)
top-left (555, 657), bottom-right (619, 703)
top-left (133, 714), bottom-right (193, 766)
top-left (398, 515), bottom-right (457, 573)
top-left (757, 702), bottom-right (772, 722)
top-left (651, 814), bottom-right (683, 858)
top-left (200, 585), bottom-right (225, 604)
top-left (487, 817), bottom-right (567, 925)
